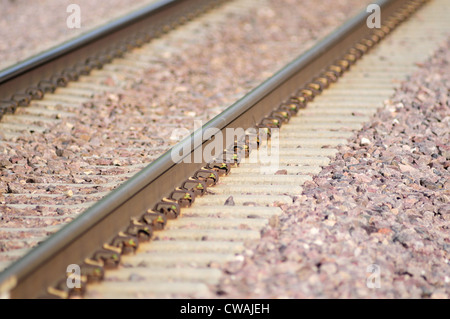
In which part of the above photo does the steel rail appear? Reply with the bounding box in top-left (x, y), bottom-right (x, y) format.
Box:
top-left (0, 0), bottom-right (224, 114)
top-left (0, 0), bottom-right (416, 298)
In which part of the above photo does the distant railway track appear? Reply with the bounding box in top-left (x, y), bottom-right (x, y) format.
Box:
top-left (0, 0), bottom-right (225, 118)
top-left (0, 0), bottom-right (445, 298)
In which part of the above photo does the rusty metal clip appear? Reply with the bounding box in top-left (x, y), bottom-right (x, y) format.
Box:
top-left (182, 178), bottom-right (207, 196)
top-left (323, 71), bottom-right (339, 83)
top-left (43, 272), bottom-right (87, 298)
top-left (297, 88), bottom-right (315, 102)
top-left (38, 80), bottom-right (57, 93)
top-left (279, 102), bottom-right (300, 116)
top-left (142, 210), bottom-right (167, 230)
top-left (170, 188), bottom-right (195, 208)
top-left (110, 45), bottom-right (124, 58)
top-left (92, 244), bottom-right (121, 269)
top-left (260, 116), bottom-right (282, 128)
top-left (81, 258), bottom-right (105, 282)
top-left (98, 52), bottom-right (114, 64)
top-left (272, 109), bottom-right (291, 123)
top-left (12, 93), bottom-right (31, 107)
top-left (368, 33), bottom-right (381, 44)
top-left (222, 149), bottom-right (242, 166)
top-left (244, 131), bottom-right (260, 151)
top-left (372, 28), bottom-right (388, 42)
top-left (384, 17), bottom-right (400, 28)
top-left (74, 62), bottom-right (91, 75)
top-left (233, 143), bottom-right (250, 158)
top-left (194, 168), bottom-right (220, 186)
top-left (154, 199), bottom-right (181, 219)
top-left (205, 161), bottom-right (231, 176)
top-left (256, 124), bottom-right (272, 140)
top-left (86, 57), bottom-right (103, 70)
top-left (328, 65), bottom-right (344, 76)
top-left (232, 135), bottom-right (251, 158)
top-left (380, 24), bottom-right (392, 35)
top-left (126, 219), bottom-right (153, 242)
top-left (354, 43), bottom-right (369, 54)
top-left (60, 273), bottom-right (87, 298)
top-left (0, 100), bottom-right (17, 116)
top-left (111, 232), bottom-right (139, 254)
top-left (61, 68), bottom-right (79, 81)
top-left (26, 87), bottom-right (44, 100)
top-left (347, 47), bottom-right (363, 59)
top-left (337, 59), bottom-right (350, 71)
top-left (51, 75), bottom-right (68, 87)
top-left (313, 77), bottom-right (330, 90)
top-left (343, 53), bottom-right (358, 65)
top-left (289, 95), bottom-right (307, 109)
top-left (360, 38), bottom-right (375, 49)
top-left (42, 286), bottom-right (69, 299)
top-left (306, 82), bottom-right (323, 95)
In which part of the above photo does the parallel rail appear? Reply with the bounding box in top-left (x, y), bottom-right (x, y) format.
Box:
top-left (0, 0), bottom-right (224, 117)
top-left (0, 0), bottom-right (424, 298)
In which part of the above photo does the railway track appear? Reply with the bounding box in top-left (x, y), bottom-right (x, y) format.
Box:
top-left (0, 0), bottom-right (235, 273)
top-left (0, 0), bottom-right (449, 299)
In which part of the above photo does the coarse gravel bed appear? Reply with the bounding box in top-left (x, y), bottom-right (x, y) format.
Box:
top-left (210, 38), bottom-right (450, 299)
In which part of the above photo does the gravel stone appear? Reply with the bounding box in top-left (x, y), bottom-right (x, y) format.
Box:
top-left (224, 196), bottom-right (235, 206)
